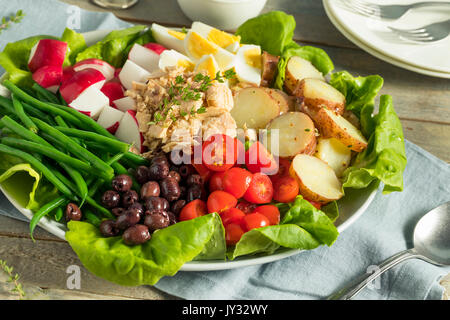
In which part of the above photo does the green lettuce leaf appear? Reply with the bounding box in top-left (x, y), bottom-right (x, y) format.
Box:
top-left (228, 196), bottom-right (339, 260)
top-left (75, 25), bottom-right (149, 68)
top-left (61, 28), bottom-right (87, 66)
top-left (66, 213), bottom-right (225, 286)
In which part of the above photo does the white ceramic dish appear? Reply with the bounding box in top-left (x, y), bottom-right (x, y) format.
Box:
top-left (177, 0), bottom-right (267, 30)
top-left (323, 0), bottom-right (450, 78)
top-left (0, 29), bottom-right (379, 271)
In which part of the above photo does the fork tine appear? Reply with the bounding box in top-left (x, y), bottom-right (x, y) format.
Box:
top-left (389, 26), bottom-right (426, 34)
top-left (391, 31), bottom-right (435, 42)
top-left (343, 0), bottom-right (381, 17)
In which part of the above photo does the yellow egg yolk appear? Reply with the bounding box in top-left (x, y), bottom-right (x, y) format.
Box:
top-left (187, 32), bottom-right (218, 59)
top-left (168, 30), bottom-right (186, 40)
top-left (207, 29), bottom-right (240, 49)
top-left (244, 48), bottom-right (262, 69)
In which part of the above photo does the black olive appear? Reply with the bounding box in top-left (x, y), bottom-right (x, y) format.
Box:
top-left (152, 154), bottom-right (169, 166)
top-left (135, 166), bottom-right (150, 184)
top-left (101, 190), bottom-right (121, 209)
top-left (168, 170), bottom-right (181, 183)
top-left (65, 203), bottom-right (82, 221)
top-left (144, 212), bottom-right (170, 232)
top-left (145, 196), bottom-right (170, 212)
top-left (112, 174), bottom-right (133, 192)
top-left (179, 165), bottom-right (194, 178)
top-left (187, 174), bottom-right (203, 186)
top-left (122, 190), bottom-right (139, 208)
top-left (179, 185), bottom-right (186, 199)
top-left (186, 184), bottom-right (207, 202)
top-left (111, 207), bottom-right (125, 217)
top-left (140, 181), bottom-right (160, 200)
top-left (115, 208), bottom-right (141, 230)
top-left (167, 211), bottom-right (177, 225)
top-left (99, 220), bottom-right (119, 237)
top-left (160, 177), bottom-right (181, 202)
top-left (148, 161), bottom-right (170, 181)
top-left (122, 224), bottom-right (151, 245)
top-left (171, 199), bottom-right (186, 215)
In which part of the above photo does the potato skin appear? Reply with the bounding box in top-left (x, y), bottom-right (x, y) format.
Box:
top-left (260, 51), bottom-right (280, 87)
top-left (292, 79), bottom-right (345, 115)
top-left (314, 108), bottom-right (367, 152)
top-left (261, 88), bottom-right (290, 115)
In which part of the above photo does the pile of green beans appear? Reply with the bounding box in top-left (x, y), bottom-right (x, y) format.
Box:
top-left (0, 80), bottom-right (150, 237)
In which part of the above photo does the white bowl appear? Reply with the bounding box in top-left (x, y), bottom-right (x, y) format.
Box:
top-left (177, 0), bottom-right (268, 30)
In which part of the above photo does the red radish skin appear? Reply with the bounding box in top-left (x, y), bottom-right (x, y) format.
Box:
top-left (101, 82), bottom-right (124, 108)
top-left (144, 43), bottom-right (167, 55)
top-left (73, 58), bottom-right (115, 81)
top-left (62, 66), bottom-right (75, 83)
top-left (28, 39), bottom-right (68, 73)
top-left (32, 65), bottom-right (62, 89)
top-left (60, 68), bottom-right (105, 104)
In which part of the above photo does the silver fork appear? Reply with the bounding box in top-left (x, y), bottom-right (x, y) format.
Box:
top-left (388, 19), bottom-right (450, 43)
top-left (343, 0), bottom-right (450, 19)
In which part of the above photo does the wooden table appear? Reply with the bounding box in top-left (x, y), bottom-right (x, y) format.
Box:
top-left (1, 0), bottom-right (449, 300)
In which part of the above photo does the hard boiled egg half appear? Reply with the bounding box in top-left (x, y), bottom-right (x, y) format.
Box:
top-left (231, 44), bottom-right (262, 85)
top-left (191, 22), bottom-right (241, 53)
top-left (184, 31), bottom-right (234, 70)
top-left (194, 54), bottom-right (220, 80)
top-left (159, 50), bottom-right (195, 71)
top-left (152, 23), bottom-right (187, 54)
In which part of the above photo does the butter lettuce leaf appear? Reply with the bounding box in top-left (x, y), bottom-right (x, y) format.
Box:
top-left (61, 28), bottom-right (87, 66)
top-left (66, 213), bottom-right (225, 286)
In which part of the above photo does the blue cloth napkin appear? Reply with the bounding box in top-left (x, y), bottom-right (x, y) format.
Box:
top-left (1, 0), bottom-right (449, 300)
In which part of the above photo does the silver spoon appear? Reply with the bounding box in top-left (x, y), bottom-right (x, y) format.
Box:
top-left (328, 201), bottom-right (450, 300)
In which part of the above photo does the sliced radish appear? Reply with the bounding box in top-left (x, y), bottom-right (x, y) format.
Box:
top-left (144, 42), bottom-right (167, 55)
top-left (32, 65), bottom-right (63, 93)
top-left (62, 66), bottom-right (75, 83)
top-left (113, 96), bottom-right (136, 112)
top-left (101, 82), bottom-right (124, 108)
top-left (73, 58), bottom-right (115, 81)
top-left (115, 110), bottom-right (144, 153)
top-left (60, 68), bottom-right (105, 104)
top-left (97, 105), bottom-right (124, 134)
top-left (28, 39), bottom-right (68, 73)
top-left (128, 43), bottom-right (160, 72)
top-left (118, 59), bottom-right (151, 90)
top-left (69, 87), bottom-right (109, 120)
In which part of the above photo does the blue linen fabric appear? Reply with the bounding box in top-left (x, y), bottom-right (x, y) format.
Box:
top-left (0, 0), bottom-right (449, 300)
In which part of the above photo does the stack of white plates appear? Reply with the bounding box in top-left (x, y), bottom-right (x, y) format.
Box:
top-left (323, 0), bottom-right (450, 78)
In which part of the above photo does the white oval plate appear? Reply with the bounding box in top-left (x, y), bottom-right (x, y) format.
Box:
top-left (0, 29), bottom-right (378, 271)
top-left (324, 0), bottom-right (450, 77)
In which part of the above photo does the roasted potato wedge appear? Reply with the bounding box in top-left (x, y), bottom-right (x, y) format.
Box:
top-left (260, 51), bottom-right (280, 87)
top-left (289, 154), bottom-right (343, 203)
top-left (231, 87), bottom-right (280, 130)
top-left (262, 112), bottom-right (316, 158)
top-left (261, 88), bottom-right (291, 114)
top-left (292, 78), bottom-right (346, 115)
top-left (284, 56), bottom-right (325, 94)
top-left (315, 138), bottom-right (351, 177)
top-left (315, 108), bottom-right (368, 152)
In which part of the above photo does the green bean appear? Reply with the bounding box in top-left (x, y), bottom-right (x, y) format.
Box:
top-left (84, 209), bottom-right (102, 227)
top-left (22, 102), bottom-right (56, 125)
top-left (31, 117), bottom-right (115, 180)
top-left (0, 144), bottom-right (75, 199)
top-left (84, 140), bottom-right (149, 167)
top-left (57, 91), bottom-right (68, 106)
top-left (1, 137), bottom-right (92, 172)
top-left (53, 207), bottom-right (64, 222)
top-left (32, 83), bottom-right (60, 104)
top-left (54, 115), bottom-right (82, 145)
top-left (29, 196), bottom-right (68, 240)
top-left (12, 94), bottom-right (38, 133)
top-left (54, 126), bottom-right (130, 153)
top-left (0, 96), bottom-right (15, 114)
top-left (2, 80), bottom-right (83, 127)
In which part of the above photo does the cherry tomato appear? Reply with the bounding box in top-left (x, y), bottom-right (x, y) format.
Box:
top-left (253, 205), bottom-right (280, 225)
top-left (241, 213), bottom-right (270, 231)
top-left (202, 134), bottom-right (240, 172)
top-left (220, 208), bottom-right (246, 226)
top-left (306, 199), bottom-right (322, 210)
top-left (192, 163), bottom-right (212, 183)
top-left (209, 171), bottom-right (226, 192)
top-left (243, 173), bottom-right (274, 204)
top-left (225, 223), bottom-right (245, 245)
top-left (245, 141), bottom-right (278, 175)
top-left (273, 176), bottom-right (300, 203)
top-left (270, 158), bottom-right (291, 184)
top-left (207, 190), bottom-right (238, 214)
top-left (223, 167), bottom-right (253, 199)
top-left (179, 199), bottom-right (207, 221)
top-left (236, 200), bottom-right (258, 214)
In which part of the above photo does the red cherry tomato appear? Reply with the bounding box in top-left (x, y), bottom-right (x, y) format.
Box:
top-left (225, 223), bottom-right (245, 245)
top-left (270, 158), bottom-right (291, 184)
top-left (179, 199), bottom-right (207, 221)
top-left (192, 163), bottom-right (212, 183)
top-left (253, 205), bottom-right (280, 225)
top-left (223, 167), bottom-right (253, 199)
top-left (306, 199), bottom-right (322, 210)
top-left (241, 213), bottom-right (270, 231)
top-left (243, 173), bottom-right (274, 204)
top-left (236, 200), bottom-right (258, 214)
top-left (207, 190), bottom-right (238, 214)
top-left (209, 171), bottom-right (226, 192)
top-left (202, 134), bottom-right (240, 172)
top-left (245, 141), bottom-right (278, 175)
top-left (273, 176), bottom-right (300, 203)
top-left (220, 208), bottom-right (246, 226)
